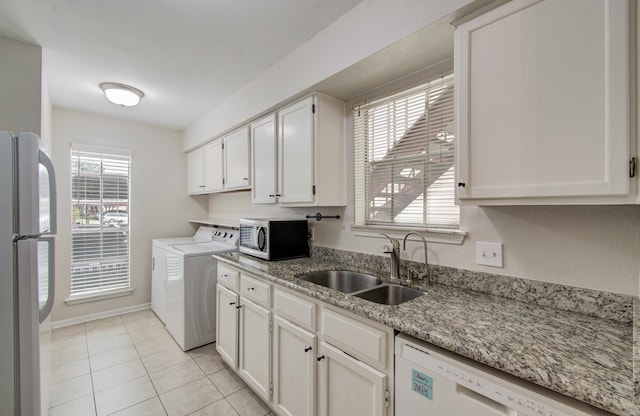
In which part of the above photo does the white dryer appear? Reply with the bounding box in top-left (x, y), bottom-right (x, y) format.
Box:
top-left (151, 226), bottom-right (216, 323)
top-left (165, 229), bottom-right (238, 351)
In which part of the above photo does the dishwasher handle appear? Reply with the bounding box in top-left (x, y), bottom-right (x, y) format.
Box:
top-left (456, 384), bottom-right (516, 416)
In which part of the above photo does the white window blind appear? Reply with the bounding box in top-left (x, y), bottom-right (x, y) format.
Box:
top-left (354, 74), bottom-right (458, 229)
top-left (70, 145), bottom-right (132, 297)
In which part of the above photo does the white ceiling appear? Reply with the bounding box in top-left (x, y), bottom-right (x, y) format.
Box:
top-left (0, 0), bottom-right (364, 130)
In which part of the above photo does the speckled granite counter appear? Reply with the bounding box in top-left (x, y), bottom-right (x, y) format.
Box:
top-left (213, 252), bottom-right (635, 416)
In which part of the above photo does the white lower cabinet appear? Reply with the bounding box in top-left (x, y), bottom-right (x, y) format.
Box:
top-left (273, 315), bottom-right (317, 416)
top-left (318, 341), bottom-right (388, 416)
top-left (216, 265), bottom-right (393, 416)
top-left (238, 297), bottom-right (272, 401)
top-left (215, 284), bottom-right (239, 368)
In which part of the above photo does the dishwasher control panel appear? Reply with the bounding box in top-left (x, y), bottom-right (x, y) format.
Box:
top-left (395, 334), bottom-right (609, 416)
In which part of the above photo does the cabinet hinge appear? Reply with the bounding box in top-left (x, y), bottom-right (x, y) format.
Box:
top-left (222, 178), bottom-right (225, 185)
top-left (630, 157), bottom-right (636, 178)
top-left (312, 185), bottom-right (316, 195)
top-left (269, 320), bottom-right (273, 332)
top-left (269, 383), bottom-right (273, 396)
top-left (222, 142), bottom-right (224, 150)
top-left (385, 389), bottom-right (390, 408)
top-left (312, 104), bottom-right (316, 114)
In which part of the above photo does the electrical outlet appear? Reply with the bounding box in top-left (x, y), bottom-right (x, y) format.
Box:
top-left (475, 242), bottom-right (503, 267)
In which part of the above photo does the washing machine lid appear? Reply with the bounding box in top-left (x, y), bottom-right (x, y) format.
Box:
top-left (169, 241), bottom-right (236, 256)
top-left (152, 226), bottom-right (216, 248)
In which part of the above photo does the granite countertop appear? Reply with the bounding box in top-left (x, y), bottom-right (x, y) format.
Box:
top-left (214, 252), bottom-right (635, 416)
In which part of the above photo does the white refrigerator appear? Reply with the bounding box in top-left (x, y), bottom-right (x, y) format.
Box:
top-left (0, 131), bottom-right (56, 415)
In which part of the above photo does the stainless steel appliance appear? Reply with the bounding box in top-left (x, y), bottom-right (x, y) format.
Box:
top-left (1, 132), bottom-right (56, 415)
top-left (395, 333), bottom-right (609, 416)
top-left (239, 218), bottom-right (309, 260)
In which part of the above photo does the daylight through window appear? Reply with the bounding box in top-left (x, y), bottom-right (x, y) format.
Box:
top-left (70, 145), bottom-right (132, 297)
top-left (353, 74), bottom-right (459, 229)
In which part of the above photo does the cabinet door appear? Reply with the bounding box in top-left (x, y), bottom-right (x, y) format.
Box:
top-left (151, 245), bottom-right (167, 323)
top-left (224, 127), bottom-right (251, 190)
top-left (203, 140), bottom-right (223, 193)
top-left (216, 284), bottom-right (239, 369)
top-left (239, 297), bottom-right (272, 401)
top-left (251, 114), bottom-right (278, 204)
top-left (273, 316), bottom-right (317, 416)
top-left (455, 0), bottom-right (631, 204)
top-left (278, 96), bottom-right (314, 204)
top-left (318, 342), bottom-right (387, 416)
top-left (187, 147), bottom-right (204, 195)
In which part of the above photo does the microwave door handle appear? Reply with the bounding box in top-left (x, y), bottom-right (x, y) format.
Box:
top-left (257, 227), bottom-right (266, 251)
top-left (39, 149), bottom-right (57, 235)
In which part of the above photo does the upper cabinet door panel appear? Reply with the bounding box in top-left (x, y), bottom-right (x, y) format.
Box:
top-left (251, 114), bottom-right (278, 204)
top-left (224, 127), bottom-right (251, 190)
top-left (455, 0), bottom-right (632, 204)
top-left (278, 96), bottom-right (315, 204)
top-left (187, 147), bottom-right (204, 195)
top-left (203, 140), bottom-right (223, 193)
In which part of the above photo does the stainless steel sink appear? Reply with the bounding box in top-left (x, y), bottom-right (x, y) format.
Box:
top-left (298, 270), bottom-right (383, 293)
top-left (353, 284), bottom-right (424, 305)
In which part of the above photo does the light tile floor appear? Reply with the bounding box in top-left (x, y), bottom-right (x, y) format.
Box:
top-left (48, 309), bottom-right (274, 416)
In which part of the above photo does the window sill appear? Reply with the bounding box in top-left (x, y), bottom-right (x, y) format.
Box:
top-left (351, 224), bottom-right (467, 245)
top-left (65, 287), bottom-right (134, 305)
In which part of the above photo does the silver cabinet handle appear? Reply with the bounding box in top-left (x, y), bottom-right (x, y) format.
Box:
top-left (247, 287), bottom-right (255, 291)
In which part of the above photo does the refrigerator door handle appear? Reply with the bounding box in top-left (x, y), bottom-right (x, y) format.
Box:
top-left (39, 236), bottom-right (55, 323)
top-left (39, 149), bottom-right (57, 235)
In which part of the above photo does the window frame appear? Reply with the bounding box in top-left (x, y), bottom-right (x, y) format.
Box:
top-left (66, 144), bottom-right (134, 303)
top-left (351, 73), bottom-right (466, 244)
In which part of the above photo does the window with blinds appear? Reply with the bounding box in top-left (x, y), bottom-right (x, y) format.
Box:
top-left (70, 145), bottom-right (132, 297)
top-left (353, 74), bottom-right (458, 229)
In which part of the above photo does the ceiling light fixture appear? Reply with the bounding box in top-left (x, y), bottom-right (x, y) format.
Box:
top-left (100, 82), bottom-right (144, 107)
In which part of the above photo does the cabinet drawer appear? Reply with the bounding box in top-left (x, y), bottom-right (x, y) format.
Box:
top-left (240, 273), bottom-right (271, 307)
top-left (321, 308), bottom-right (387, 370)
top-left (274, 288), bottom-right (316, 331)
top-left (218, 264), bottom-right (240, 291)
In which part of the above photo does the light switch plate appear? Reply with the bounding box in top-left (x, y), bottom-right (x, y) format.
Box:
top-left (475, 242), bottom-right (503, 267)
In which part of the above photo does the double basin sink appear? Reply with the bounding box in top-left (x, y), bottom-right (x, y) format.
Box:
top-left (298, 270), bottom-right (423, 305)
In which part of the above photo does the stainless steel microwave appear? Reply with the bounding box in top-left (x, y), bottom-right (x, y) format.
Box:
top-left (239, 218), bottom-right (309, 260)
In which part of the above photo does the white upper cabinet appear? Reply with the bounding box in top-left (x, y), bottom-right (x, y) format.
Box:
top-left (187, 139), bottom-right (223, 195)
top-left (223, 127), bottom-right (251, 191)
top-left (251, 94), bottom-right (347, 206)
top-left (186, 127), bottom-right (250, 195)
top-left (187, 146), bottom-right (205, 195)
top-left (250, 114), bottom-right (278, 204)
top-left (203, 139), bottom-right (224, 193)
top-left (455, 0), bottom-right (635, 205)
top-left (278, 96), bottom-right (315, 204)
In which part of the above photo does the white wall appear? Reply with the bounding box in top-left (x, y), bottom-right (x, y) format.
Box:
top-left (51, 108), bottom-right (208, 322)
top-left (208, 192), bottom-right (640, 296)
top-left (0, 37), bottom-right (41, 135)
top-left (183, 0), bottom-right (474, 151)
top-left (194, 0), bottom-right (640, 296)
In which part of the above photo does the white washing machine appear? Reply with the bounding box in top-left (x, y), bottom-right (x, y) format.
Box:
top-left (165, 228), bottom-right (238, 351)
top-left (151, 226), bottom-right (216, 323)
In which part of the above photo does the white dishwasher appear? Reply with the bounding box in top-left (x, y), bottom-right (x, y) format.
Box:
top-left (395, 334), bottom-right (611, 416)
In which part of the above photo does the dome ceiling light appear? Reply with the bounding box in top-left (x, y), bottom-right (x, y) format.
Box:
top-left (100, 82), bottom-right (144, 107)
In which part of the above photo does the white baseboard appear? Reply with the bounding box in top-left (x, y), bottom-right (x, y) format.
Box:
top-left (51, 302), bottom-right (151, 329)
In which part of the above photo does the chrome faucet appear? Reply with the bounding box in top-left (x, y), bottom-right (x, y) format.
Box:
top-left (380, 234), bottom-right (400, 279)
top-left (403, 232), bottom-right (430, 284)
